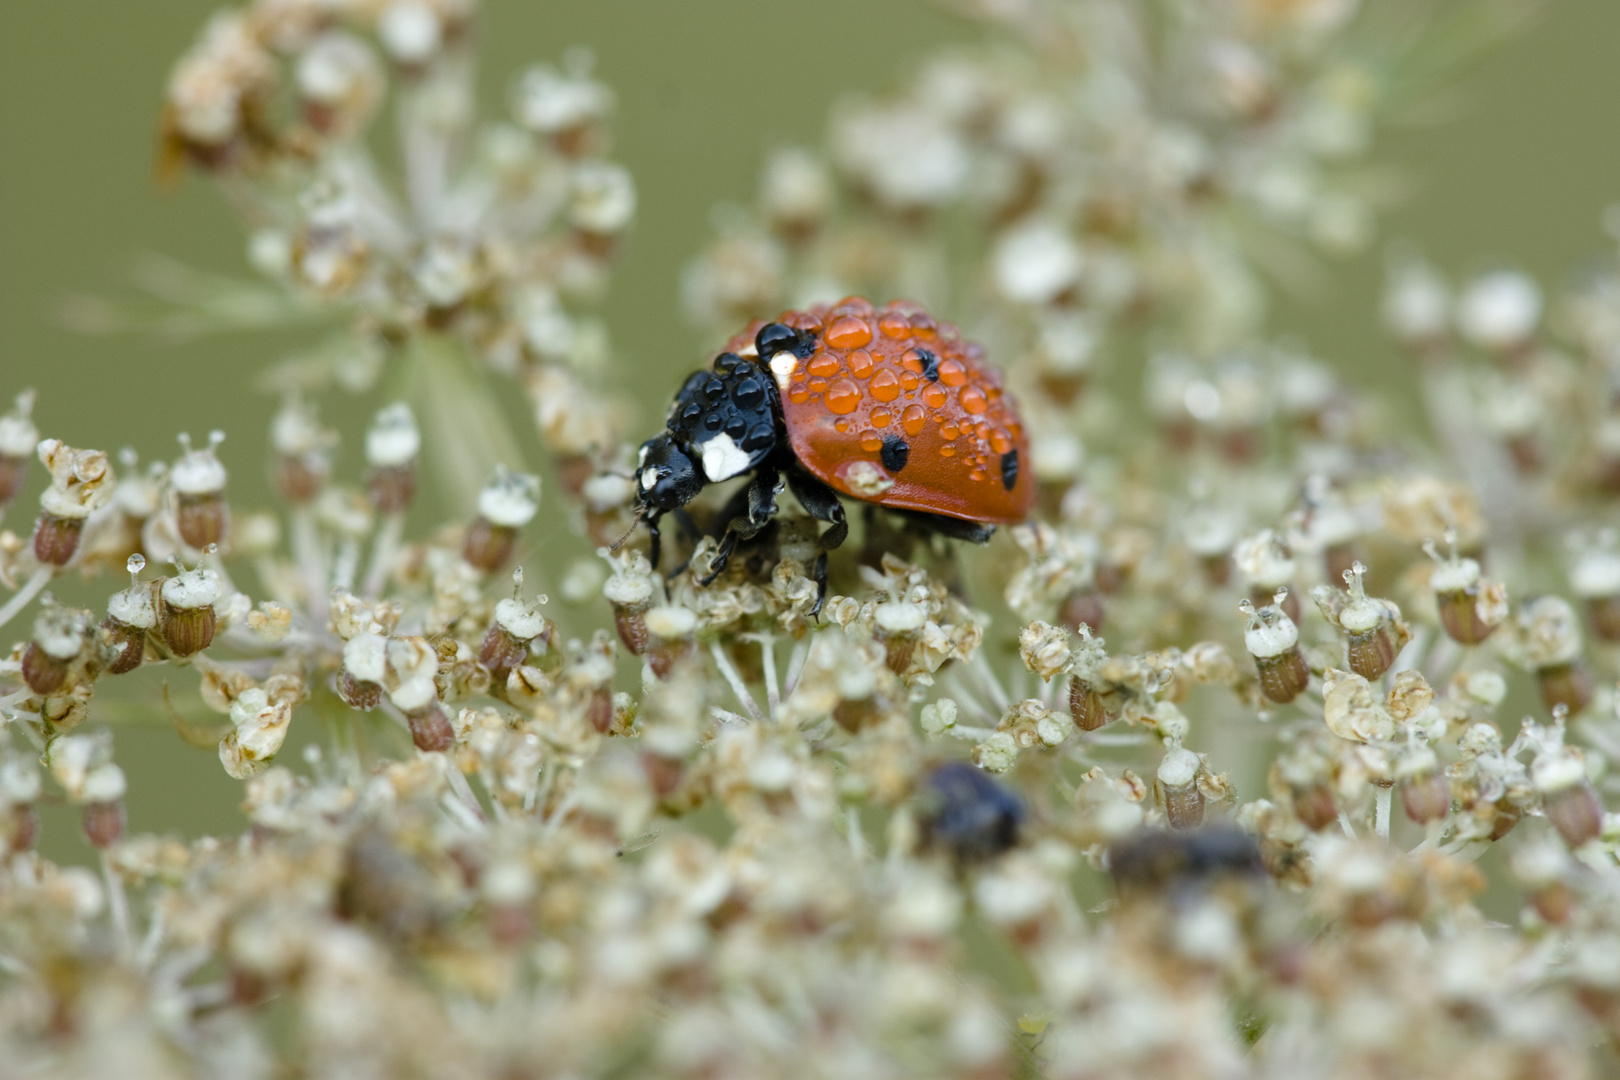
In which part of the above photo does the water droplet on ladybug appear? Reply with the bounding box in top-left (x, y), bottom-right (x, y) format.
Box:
top-left (961, 386), bottom-right (988, 414)
top-left (903, 405), bottom-right (926, 436)
top-left (826, 380), bottom-right (861, 415)
top-left (744, 422), bottom-right (774, 450)
top-left (757, 321), bottom-right (809, 360)
top-left (826, 316), bottom-right (873, 349)
top-left (733, 377), bottom-right (763, 408)
top-left (870, 368), bottom-right (901, 403)
top-left (937, 358), bottom-right (967, 387)
top-left (847, 350), bottom-right (874, 378)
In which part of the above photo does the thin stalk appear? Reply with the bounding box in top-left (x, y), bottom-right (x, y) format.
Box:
top-left (363, 512), bottom-right (405, 598)
top-left (711, 642), bottom-right (761, 720)
top-left (0, 568), bottom-right (52, 632)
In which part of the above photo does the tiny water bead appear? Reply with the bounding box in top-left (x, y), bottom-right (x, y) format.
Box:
top-left (826, 379), bottom-right (861, 414)
top-left (825, 315), bottom-right (874, 349)
top-left (870, 368), bottom-right (902, 402)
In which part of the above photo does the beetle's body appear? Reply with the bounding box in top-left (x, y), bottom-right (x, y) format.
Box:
top-left (631, 297), bottom-right (1033, 610)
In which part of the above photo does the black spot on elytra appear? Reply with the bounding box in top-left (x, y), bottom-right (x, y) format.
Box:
top-left (1000, 448), bottom-right (1019, 491)
top-left (881, 436), bottom-right (910, 474)
top-left (916, 348), bottom-right (940, 382)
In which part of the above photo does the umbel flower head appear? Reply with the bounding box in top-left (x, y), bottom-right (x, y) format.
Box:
top-left (4, 0), bottom-right (1620, 1077)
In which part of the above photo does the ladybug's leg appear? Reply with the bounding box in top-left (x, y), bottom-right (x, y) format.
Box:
top-left (699, 467), bottom-right (782, 586)
top-left (784, 470), bottom-right (848, 616)
top-left (645, 511), bottom-right (665, 569)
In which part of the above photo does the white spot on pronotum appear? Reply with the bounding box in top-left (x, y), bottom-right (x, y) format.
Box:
top-left (639, 468), bottom-right (659, 491)
top-left (699, 433), bottom-right (753, 483)
top-left (769, 352), bottom-right (797, 391)
top-left (637, 444), bottom-right (649, 468)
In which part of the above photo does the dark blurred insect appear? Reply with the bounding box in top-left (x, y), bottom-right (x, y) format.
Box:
top-left (917, 761), bottom-right (1025, 862)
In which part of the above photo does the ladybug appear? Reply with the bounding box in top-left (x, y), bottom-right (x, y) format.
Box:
top-left (629, 297), bottom-right (1034, 611)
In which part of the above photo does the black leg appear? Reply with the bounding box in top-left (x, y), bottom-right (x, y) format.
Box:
top-left (645, 512), bottom-right (664, 570)
top-left (785, 470), bottom-right (848, 616)
top-left (700, 467), bottom-right (782, 585)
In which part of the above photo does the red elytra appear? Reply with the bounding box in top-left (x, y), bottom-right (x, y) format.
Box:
top-left (728, 297), bottom-right (1034, 524)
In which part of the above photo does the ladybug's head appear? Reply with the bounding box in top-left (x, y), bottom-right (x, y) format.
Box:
top-left (634, 434), bottom-right (704, 515)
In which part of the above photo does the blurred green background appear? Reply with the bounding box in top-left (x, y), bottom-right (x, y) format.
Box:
top-left (2, 0), bottom-right (1619, 854)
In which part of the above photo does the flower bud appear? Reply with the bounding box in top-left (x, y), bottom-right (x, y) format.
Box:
top-left (514, 53), bottom-right (614, 158)
top-left (1, 760), bottom-right (41, 853)
top-left (1066, 627), bottom-right (1112, 731)
top-left (1240, 590), bottom-right (1308, 704)
top-left (604, 553), bottom-right (655, 654)
top-left (1383, 257), bottom-right (1449, 352)
top-left (379, 1), bottom-right (446, 70)
top-left (1571, 539), bottom-right (1620, 642)
top-left (569, 162), bottom-right (636, 252)
top-left (1292, 784), bottom-right (1339, 832)
top-left (1532, 748), bottom-right (1604, 849)
top-left (82, 799), bottom-right (126, 849)
top-left (33, 440), bottom-right (114, 566)
top-left (480, 569), bottom-right (551, 683)
top-left (99, 556), bottom-right (155, 675)
top-left (1396, 746), bottom-right (1450, 824)
top-left (80, 762), bottom-right (127, 849)
top-left (171, 431), bottom-right (229, 551)
top-left (645, 604), bottom-right (698, 678)
top-left (270, 399), bottom-right (334, 505)
top-left (405, 703), bottom-right (454, 753)
top-left (1234, 530), bottom-right (1298, 623)
top-left (1511, 842), bottom-right (1575, 925)
top-left (295, 31), bottom-right (383, 138)
top-left (463, 466), bottom-right (539, 574)
top-left (1456, 269), bottom-right (1540, 356)
top-left (1184, 506), bottom-right (1238, 586)
top-left (32, 513), bottom-right (83, 567)
top-left (339, 632), bottom-right (388, 710)
top-left (160, 562), bottom-right (221, 657)
top-left (1057, 587), bottom-right (1105, 634)
top-left (1312, 562), bottom-right (1410, 681)
top-left (218, 688), bottom-right (293, 780)
top-left (365, 403), bottom-right (420, 514)
top-left (582, 472), bottom-right (635, 548)
top-left (1424, 533), bottom-right (1506, 645)
top-left (1517, 595), bottom-right (1591, 717)
top-left (874, 600), bottom-right (927, 675)
top-left (0, 390), bottom-right (38, 507)
top-left (1157, 742), bottom-right (1205, 830)
top-left (22, 602), bottom-right (87, 695)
